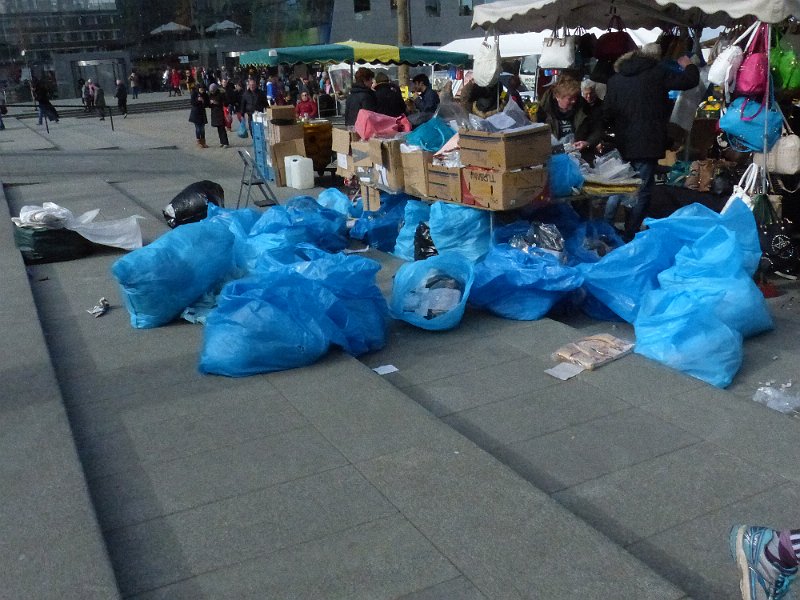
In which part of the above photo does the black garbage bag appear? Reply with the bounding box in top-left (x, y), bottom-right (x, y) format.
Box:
top-left (414, 221), bottom-right (438, 261)
top-left (163, 180), bottom-right (225, 228)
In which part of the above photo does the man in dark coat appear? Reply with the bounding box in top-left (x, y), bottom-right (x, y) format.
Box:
top-left (114, 79), bottom-right (128, 118)
top-left (412, 73), bottom-right (440, 116)
top-left (189, 84), bottom-right (209, 148)
top-left (208, 83), bottom-right (229, 148)
top-left (240, 77), bottom-right (268, 131)
top-left (373, 72), bottom-right (406, 118)
top-left (344, 67), bottom-right (377, 127)
top-left (603, 45), bottom-right (699, 239)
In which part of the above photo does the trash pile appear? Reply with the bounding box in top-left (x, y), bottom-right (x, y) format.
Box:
top-left (110, 187), bottom-right (769, 387)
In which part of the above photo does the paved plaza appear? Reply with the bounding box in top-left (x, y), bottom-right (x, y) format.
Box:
top-left (2, 94), bottom-right (800, 599)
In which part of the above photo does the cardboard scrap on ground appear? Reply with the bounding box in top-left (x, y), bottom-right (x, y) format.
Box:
top-left (551, 333), bottom-right (634, 371)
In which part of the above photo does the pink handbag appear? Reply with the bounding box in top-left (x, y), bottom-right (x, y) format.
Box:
top-left (354, 109), bottom-right (411, 140)
top-left (735, 23), bottom-right (769, 98)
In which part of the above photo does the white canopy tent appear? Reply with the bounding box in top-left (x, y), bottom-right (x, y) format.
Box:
top-left (471, 0), bottom-right (800, 32)
top-left (205, 20), bottom-right (242, 33)
top-left (439, 29), bottom-right (662, 58)
top-left (149, 21), bottom-right (191, 35)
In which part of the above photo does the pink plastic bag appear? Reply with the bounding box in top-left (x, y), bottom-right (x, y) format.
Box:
top-left (355, 109), bottom-right (412, 140)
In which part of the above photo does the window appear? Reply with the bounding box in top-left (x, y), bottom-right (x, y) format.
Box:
top-left (458, 0), bottom-right (473, 16)
top-left (425, 0), bottom-right (439, 17)
top-left (389, 0), bottom-right (397, 9)
top-left (354, 0), bottom-right (370, 12)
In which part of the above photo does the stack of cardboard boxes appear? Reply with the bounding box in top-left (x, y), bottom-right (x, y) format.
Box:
top-left (254, 106), bottom-right (307, 187)
top-left (458, 124), bottom-right (551, 211)
top-left (330, 122), bottom-right (552, 212)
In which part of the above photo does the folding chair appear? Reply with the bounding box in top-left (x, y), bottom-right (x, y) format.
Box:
top-left (236, 148), bottom-right (278, 209)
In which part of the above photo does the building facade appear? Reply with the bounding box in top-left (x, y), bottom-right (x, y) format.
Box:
top-left (329, 0), bottom-right (484, 47)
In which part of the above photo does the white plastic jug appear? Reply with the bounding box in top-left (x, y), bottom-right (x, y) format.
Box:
top-left (284, 155), bottom-right (315, 189)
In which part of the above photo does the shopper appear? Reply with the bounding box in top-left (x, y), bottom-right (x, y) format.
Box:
top-left (602, 43), bottom-right (699, 240)
top-left (208, 83), bottom-right (229, 148)
top-left (344, 67), bottom-right (376, 127)
top-left (189, 83), bottom-right (209, 148)
top-left (730, 524), bottom-right (798, 600)
top-left (128, 70), bottom-right (140, 99)
top-left (94, 82), bottom-right (107, 121)
top-left (240, 77), bottom-right (268, 131)
top-left (412, 73), bottom-right (440, 116)
top-left (373, 72), bottom-right (406, 118)
top-left (114, 79), bottom-right (128, 118)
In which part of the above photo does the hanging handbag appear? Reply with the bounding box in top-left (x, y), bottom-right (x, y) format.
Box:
top-left (540, 22), bottom-right (577, 69)
top-left (473, 32), bottom-right (501, 87)
top-left (754, 110), bottom-right (800, 175)
top-left (594, 15), bottom-right (638, 62)
top-left (719, 88), bottom-right (783, 153)
top-left (735, 23), bottom-right (770, 98)
top-left (771, 31), bottom-right (800, 92)
top-left (575, 27), bottom-right (597, 68)
top-left (721, 162), bottom-right (761, 213)
top-left (708, 22), bottom-right (758, 98)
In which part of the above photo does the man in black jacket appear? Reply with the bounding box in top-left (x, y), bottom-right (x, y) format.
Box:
top-left (240, 78), bottom-right (268, 131)
top-left (344, 67), bottom-right (377, 127)
top-left (603, 45), bottom-right (699, 239)
top-left (373, 72), bottom-right (406, 118)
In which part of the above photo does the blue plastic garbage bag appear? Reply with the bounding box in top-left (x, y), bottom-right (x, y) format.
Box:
top-left (350, 193), bottom-right (408, 251)
top-left (390, 252), bottom-right (475, 331)
top-left (429, 202), bottom-right (491, 262)
top-left (236, 229), bottom-right (309, 274)
top-left (290, 251), bottom-right (389, 355)
top-left (405, 117), bottom-right (456, 153)
top-left (492, 220), bottom-right (531, 245)
top-left (525, 202), bottom-right (583, 239)
top-left (249, 195), bottom-right (348, 252)
top-left (643, 199), bottom-right (761, 276)
top-left (565, 220), bottom-right (625, 265)
top-left (549, 153), bottom-right (585, 198)
top-left (470, 245), bottom-right (584, 320)
top-left (317, 188), bottom-right (357, 217)
top-left (634, 288), bottom-right (743, 388)
top-left (657, 226), bottom-right (773, 338)
top-left (199, 273), bottom-right (333, 376)
top-left (394, 200), bottom-right (431, 260)
top-left (205, 203), bottom-right (261, 237)
top-left (578, 228), bottom-right (682, 323)
top-left (112, 220), bottom-right (234, 329)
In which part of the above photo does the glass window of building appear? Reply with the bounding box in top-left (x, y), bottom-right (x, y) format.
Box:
top-left (459, 0), bottom-right (474, 16)
top-left (354, 0), bottom-right (370, 13)
top-left (425, 0), bottom-right (440, 17)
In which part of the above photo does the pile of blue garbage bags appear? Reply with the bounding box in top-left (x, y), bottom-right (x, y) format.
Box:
top-left (112, 187), bottom-right (769, 388)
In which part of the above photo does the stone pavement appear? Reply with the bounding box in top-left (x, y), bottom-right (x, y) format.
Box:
top-left (2, 99), bottom-right (800, 599)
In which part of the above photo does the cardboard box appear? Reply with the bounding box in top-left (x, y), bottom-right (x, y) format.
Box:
top-left (401, 150), bottom-right (433, 198)
top-left (271, 139), bottom-right (306, 187)
top-left (462, 165), bottom-right (547, 211)
top-left (427, 164), bottom-right (462, 203)
top-left (268, 123), bottom-right (304, 144)
top-left (459, 125), bottom-right (551, 170)
top-left (266, 105), bottom-right (296, 122)
top-left (368, 139), bottom-right (404, 192)
top-left (350, 140), bottom-right (372, 167)
top-left (332, 127), bottom-right (360, 155)
top-left (360, 183), bottom-right (382, 212)
top-left (335, 152), bottom-right (355, 178)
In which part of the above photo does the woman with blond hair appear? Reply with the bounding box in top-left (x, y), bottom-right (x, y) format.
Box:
top-left (537, 76), bottom-right (602, 152)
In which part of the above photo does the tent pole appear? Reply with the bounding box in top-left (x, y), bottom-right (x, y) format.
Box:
top-left (762, 23), bottom-right (771, 194)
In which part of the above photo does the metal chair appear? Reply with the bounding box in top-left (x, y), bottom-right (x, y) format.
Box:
top-left (236, 148), bottom-right (278, 209)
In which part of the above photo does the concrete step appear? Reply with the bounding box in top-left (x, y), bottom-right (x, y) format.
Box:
top-left (358, 298), bottom-right (800, 599)
top-left (13, 98), bottom-right (191, 120)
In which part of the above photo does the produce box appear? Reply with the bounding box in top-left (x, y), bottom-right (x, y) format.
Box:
top-left (271, 139), bottom-right (306, 187)
top-left (462, 166), bottom-right (547, 211)
top-left (360, 183), bottom-right (382, 212)
top-left (268, 123), bottom-right (304, 144)
top-left (401, 150), bottom-right (433, 198)
top-left (266, 105), bottom-right (296, 122)
top-left (335, 152), bottom-right (355, 178)
top-left (427, 164), bottom-right (462, 203)
top-left (332, 127), bottom-right (360, 154)
top-left (350, 140), bottom-right (372, 167)
top-left (368, 139), bottom-right (404, 193)
top-left (459, 124), bottom-right (551, 170)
